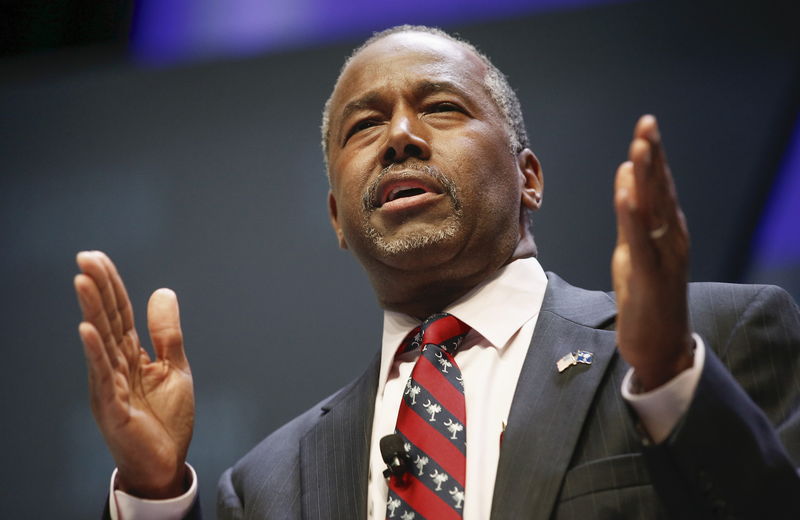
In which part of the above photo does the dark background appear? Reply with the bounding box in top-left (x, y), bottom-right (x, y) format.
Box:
top-left (1, 0), bottom-right (798, 517)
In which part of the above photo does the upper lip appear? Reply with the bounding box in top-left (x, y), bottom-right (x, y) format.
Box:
top-left (374, 171), bottom-right (444, 208)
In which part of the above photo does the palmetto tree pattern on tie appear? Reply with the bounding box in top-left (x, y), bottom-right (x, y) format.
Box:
top-left (386, 313), bottom-right (470, 520)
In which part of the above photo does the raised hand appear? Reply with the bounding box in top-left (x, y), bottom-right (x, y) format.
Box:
top-left (612, 115), bottom-right (694, 392)
top-left (74, 251), bottom-right (194, 498)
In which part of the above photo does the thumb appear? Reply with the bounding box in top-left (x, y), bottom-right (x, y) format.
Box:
top-left (147, 288), bottom-right (188, 369)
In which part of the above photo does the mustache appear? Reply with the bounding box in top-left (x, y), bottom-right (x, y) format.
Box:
top-left (361, 162), bottom-right (460, 212)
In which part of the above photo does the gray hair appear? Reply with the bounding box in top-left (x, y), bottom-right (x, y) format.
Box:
top-left (320, 25), bottom-right (529, 171)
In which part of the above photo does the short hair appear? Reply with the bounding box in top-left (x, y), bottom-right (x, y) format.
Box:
top-left (320, 25), bottom-right (530, 170)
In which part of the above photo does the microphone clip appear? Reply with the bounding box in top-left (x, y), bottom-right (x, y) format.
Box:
top-left (380, 434), bottom-right (411, 480)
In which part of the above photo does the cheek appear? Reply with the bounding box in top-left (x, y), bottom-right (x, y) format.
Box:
top-left (331, 150), bottom-right (366, 190)
top-left (334, 184), bottom-right (364, 226)
top-left (330, 160), bottom-right (370, 228)
top-left (449, 137), bottom-right (519, 207)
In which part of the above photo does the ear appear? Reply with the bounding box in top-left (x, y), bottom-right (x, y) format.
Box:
top-left (328, 190), bottom-right (348, 249)
top-left (517, 148), bottom-right (543, 212)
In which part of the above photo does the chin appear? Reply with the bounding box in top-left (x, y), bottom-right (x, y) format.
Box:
top-left (359, 216), bottom-right (463, 264)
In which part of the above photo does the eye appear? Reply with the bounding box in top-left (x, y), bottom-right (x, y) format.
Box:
top-left (345, 119), bottom-right (380, 142)
top-left (429, 102), bottom-right (462, 113)
top-left (354, 119), bottom-right (378, 131)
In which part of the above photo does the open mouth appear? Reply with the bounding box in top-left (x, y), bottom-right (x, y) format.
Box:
top-left (375, 176), bottom-right (443, 209)
top-left (385, 186), bottom-right (428, 203)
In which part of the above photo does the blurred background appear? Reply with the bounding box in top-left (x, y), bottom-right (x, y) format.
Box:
top-left (1, 0), bottom-right (798, 517)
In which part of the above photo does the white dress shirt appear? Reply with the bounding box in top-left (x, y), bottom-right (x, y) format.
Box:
top-left (111, 257), bottom-right (704, 519)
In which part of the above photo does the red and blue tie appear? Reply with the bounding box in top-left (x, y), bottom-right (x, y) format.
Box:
top-left (386, 313), bottom-right (471, 520)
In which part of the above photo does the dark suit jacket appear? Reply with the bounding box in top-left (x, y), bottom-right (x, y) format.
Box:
top-left (216, 273), bottom-right (800, 519)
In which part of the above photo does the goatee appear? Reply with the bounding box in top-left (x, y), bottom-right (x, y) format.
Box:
top-left (360, 163), bottom-right (463, 256)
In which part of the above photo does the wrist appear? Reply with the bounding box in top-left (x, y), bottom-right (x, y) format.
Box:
top-left (116, 464), bottom-right (190, 499)
top-left (630, 337), bottom-right (695, 393)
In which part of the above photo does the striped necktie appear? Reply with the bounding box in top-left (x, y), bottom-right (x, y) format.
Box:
top-left (386, 313), bottom-right (470, 520)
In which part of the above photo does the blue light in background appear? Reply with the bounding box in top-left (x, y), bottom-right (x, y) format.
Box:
top-left (130, 0), bottom-right (631, 64)
top-left (751, 114), bottom-right (800, 268)
top-left (748, 110), bottom-right (800, 297)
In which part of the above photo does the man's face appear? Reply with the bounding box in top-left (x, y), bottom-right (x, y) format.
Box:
top-left (326, 32), bottom-right (528, 273)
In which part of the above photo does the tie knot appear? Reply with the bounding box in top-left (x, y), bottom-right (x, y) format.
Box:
top-left (401, 312), bottom-right (470, 356)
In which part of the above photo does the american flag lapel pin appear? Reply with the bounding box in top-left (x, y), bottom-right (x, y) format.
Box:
top-left (557, 352), bottom-right (577, 373)
top-left (557, 350), bottom-right (594, 373)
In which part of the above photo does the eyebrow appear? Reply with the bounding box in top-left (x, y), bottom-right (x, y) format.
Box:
top-left (340, 92), bottom-right (383, 127)
top-left (417, 80), bottom-right (470, 99)
top-left (338, 80), bottom-right (472, 126)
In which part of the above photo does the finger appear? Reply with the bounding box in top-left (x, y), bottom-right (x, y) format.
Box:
top-left (628, 137), bottom-right (655, 225)
top-left (634, 115), bottom-right (667, 168)
top-left (614, 160), bottom-right (657, 269)
top-left (87, 252), bottom-right (126, 343)
top-left (77, 251), bottom-right (124, 343)
top-left (75, 272), bottom-right (121, 369)
top-left (95, 253), bottom-right (140, 364)
top-left (614, 161), bottom-right (635, 246)
top-left (97, 252), bottom-right (135, 333)
top-left (147, 288), bottom-right (188, 369)
top-left (79, 321), bottom-right (121, 415)
top-left (633, 115), bottom-right (681, 229)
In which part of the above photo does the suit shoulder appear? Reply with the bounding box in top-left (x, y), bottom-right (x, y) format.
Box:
top-left (687, 281), bottom-right (797, 316)
top-left (688, 280), bottom-right (790, 297)
top-left (687, 281), bottom-right (799, 361)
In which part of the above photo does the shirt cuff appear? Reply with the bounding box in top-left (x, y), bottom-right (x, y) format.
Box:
top-left (621, 333), bottom-right (706, 444)
top-left (108, 464), bottom-right (197, 520)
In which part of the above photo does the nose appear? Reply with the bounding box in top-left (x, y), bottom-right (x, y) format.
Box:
top-left (380, 111), bottom-right (432, 166)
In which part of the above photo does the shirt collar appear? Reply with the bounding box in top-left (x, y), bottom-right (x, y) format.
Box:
top-left (379, 257), bottom-right (548, 387)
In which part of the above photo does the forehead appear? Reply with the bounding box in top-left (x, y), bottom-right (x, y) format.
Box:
top-left (330, 32), bottom-right (489, 117)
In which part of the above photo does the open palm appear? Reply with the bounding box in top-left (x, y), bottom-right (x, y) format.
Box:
top-left (75, 251), bottom-right (194, 498)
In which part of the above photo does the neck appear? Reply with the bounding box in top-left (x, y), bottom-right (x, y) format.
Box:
top-left (370, 233), bottom-right (536, 320)
top-left (377, 273), bottom-right (489, 320)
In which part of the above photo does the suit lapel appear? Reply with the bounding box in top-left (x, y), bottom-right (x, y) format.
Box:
top-left (490, 273), bottom-right (618, 519)
top-left (299, 352), bottom-right (380, 520)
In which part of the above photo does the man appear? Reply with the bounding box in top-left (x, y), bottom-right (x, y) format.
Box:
top-left (75, 25), bottom-right (800, 519)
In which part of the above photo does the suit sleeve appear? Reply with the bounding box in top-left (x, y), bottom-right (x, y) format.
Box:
top-left (642, 284), bottom-right (800, 519)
